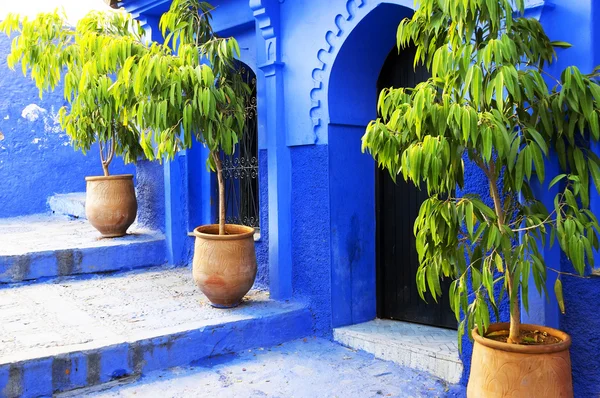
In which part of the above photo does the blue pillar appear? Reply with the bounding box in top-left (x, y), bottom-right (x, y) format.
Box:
top-left (251, 0), bottom-right (293, 299)
top-left (164, 153), bottom-right (190, 266)
top-left (261, 63), bottom-right (292, 299)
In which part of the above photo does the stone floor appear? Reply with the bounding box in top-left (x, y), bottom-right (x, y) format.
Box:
top-left (0, 214), bottom-right (163, 256)
top-left (63, 338), bottom-right (465, 398)
top-left (0, 267), bottom-right (287, 364)
top-left (334, 319), bottom-right (462, 383)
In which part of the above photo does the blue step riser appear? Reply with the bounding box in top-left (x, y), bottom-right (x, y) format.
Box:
top-left (0, 241), bottom-right (167, 284)
top-left (0, 307), bottom-right (313, 397)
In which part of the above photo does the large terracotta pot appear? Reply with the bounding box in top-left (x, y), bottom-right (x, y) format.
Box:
top-left (192, 224), bottom-right (257, 308)
top-left (85, 174), bottom-right (137, 238)
top-left (467, 322), bottom-right (573, 398)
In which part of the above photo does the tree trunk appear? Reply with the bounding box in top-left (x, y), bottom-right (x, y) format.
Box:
top-left (489, 172), bottom-right (521, 344)
top-left (99, 137), bottom-right (113, 177)
top-left (506, 270), bottom-right (522, 344)
top-left (213, 152), bottom-right (226, 235)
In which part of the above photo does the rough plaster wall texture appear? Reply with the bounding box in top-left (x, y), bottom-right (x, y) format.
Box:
top-left (291, 145), bottom-right (333, 336)
top-left (253, 149), bottom-right (269, 289)
top-left (135, 160), bottom-right (166, 231)
top-left (172, 154), bottom-right (194, 266)
top-left (0, 33), bottom-right (134, 218)
top-left (561, 255), bottom-right (600, 397)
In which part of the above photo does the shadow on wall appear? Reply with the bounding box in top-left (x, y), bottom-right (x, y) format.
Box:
top-left (0, 33), bottom-right (134, 218)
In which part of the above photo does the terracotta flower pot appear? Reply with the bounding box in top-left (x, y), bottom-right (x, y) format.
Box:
top-left (467, 322), bottom-right (573, 398)
top-left (85, 174), bottom-right (137, 238)
top-left (192, 224), bottom-right (257, 308)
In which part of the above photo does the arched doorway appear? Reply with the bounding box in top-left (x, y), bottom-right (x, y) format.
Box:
top-left (376, 45), bottom-right (456, 329)
top-left (327, 1), bottom-right (455, 330)
top-left (327, 2), bottom-right (415, 328)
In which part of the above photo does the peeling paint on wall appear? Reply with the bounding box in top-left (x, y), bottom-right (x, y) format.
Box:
top-left (21, 104), bottom-right (46, 122)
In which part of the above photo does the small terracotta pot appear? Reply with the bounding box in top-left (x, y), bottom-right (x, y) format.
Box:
top-left (192, 224), bottom-right (257, 308)
top-left (85, 174), bottom-right (137, 238)
top-left (467, 322), bottom-right (573, 398)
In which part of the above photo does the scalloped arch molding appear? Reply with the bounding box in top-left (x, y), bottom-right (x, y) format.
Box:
top-left (309, 0), bottom-right (414, 146)
top-left (308, 0), bottom-right (546, 146)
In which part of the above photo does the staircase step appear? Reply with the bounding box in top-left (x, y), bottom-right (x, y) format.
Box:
top-left (0, 214), bottom-right (167, 283)
top-left (57, 338), bottom-right (465, 397)
top-left (333, 319), bottom-right (463, 384)
top-left (48, 193), bottom-right (87, 219)
top-left (0, 267), bottom-right (312, 397)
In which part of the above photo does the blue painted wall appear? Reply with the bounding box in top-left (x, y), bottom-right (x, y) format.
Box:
top-left (135, 160), bottom-right (166, 231)
top-left (0, 33), bottom-right (135, 219)
top-left (539, 2), bottom-right (600, 397)
top-left (291, 144), bottom-right (331, 334)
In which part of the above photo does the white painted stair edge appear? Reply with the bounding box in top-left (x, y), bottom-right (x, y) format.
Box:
top-left (333, 319), bottom-right (463, 384)
top-left (48, 192), bottom-right (87, 219)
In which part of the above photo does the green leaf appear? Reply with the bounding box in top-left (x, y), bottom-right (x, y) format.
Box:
top-left (573, 148), bottom-right (586, 179)
top-left (551, 41), bottom-right (572, 48)
top-left (465, 201), bottom-right (474, 236)
top-left (515, 150), bottom-right (525, 191)
top-left (472, 267), bottom-right (482, 289)
top-left (589, 158), bottom-right (600, 194)
top-left (495, 71), bottom-right (505, 110)
top-left (531, 143), bottom-right (545, 183)
top-left (482, 127), bottom-right (492, 162)
top-left (589, 112), bottom-right (599, 140)
top-left (549, 174), bottom-right (567, 189)
top-left (526, 128), bottom-right (548, 155)
top-left (554, 278), bottom-right (565, 314)
top-left (471, 65), bottom-right (482, 107)
top-left (457, 319), bottom-right (465, 353)
top-left (483, 265), bottom-right (495, 305)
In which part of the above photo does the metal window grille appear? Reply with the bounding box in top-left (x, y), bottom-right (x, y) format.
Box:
top-left (221, 65), bottom-right (259, 228)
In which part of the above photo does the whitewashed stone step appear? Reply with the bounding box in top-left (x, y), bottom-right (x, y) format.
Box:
top-left (0, 267), bottom-right (312, 397)
top-left (334, 319), bottom-right (463, 383)
top-left (58, 338), bottom-right (465, 397)
top-left (0, 214), bottom-right (166, 283)
top-left (48, 192), bottom-right (87, 219)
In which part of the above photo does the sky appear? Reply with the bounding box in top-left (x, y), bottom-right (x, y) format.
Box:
top-left (0, 0), bottom-right (114, 24)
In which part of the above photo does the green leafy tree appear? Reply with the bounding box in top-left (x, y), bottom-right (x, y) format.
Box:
top-left (2, 1), bottom-right (249, 235)
top-left (362, 0), bottom-right (600, 345)
top-left (1, 10), bottom-right (148, 176)
top-left (134, 0), bottom-right (249, 235)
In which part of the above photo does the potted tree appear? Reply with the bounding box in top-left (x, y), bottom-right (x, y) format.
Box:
top-left (129, 0), bottom-right (255, 308)
top-left (1, 10), bottom-right (147, 237)
top-left (3, 1), bottom-right (255, 306)
top-left (362, 0), bottom-right (600, 396)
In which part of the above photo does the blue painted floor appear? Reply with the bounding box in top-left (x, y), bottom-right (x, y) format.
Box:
top-left (69, 338), bottom-right (466, 398)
